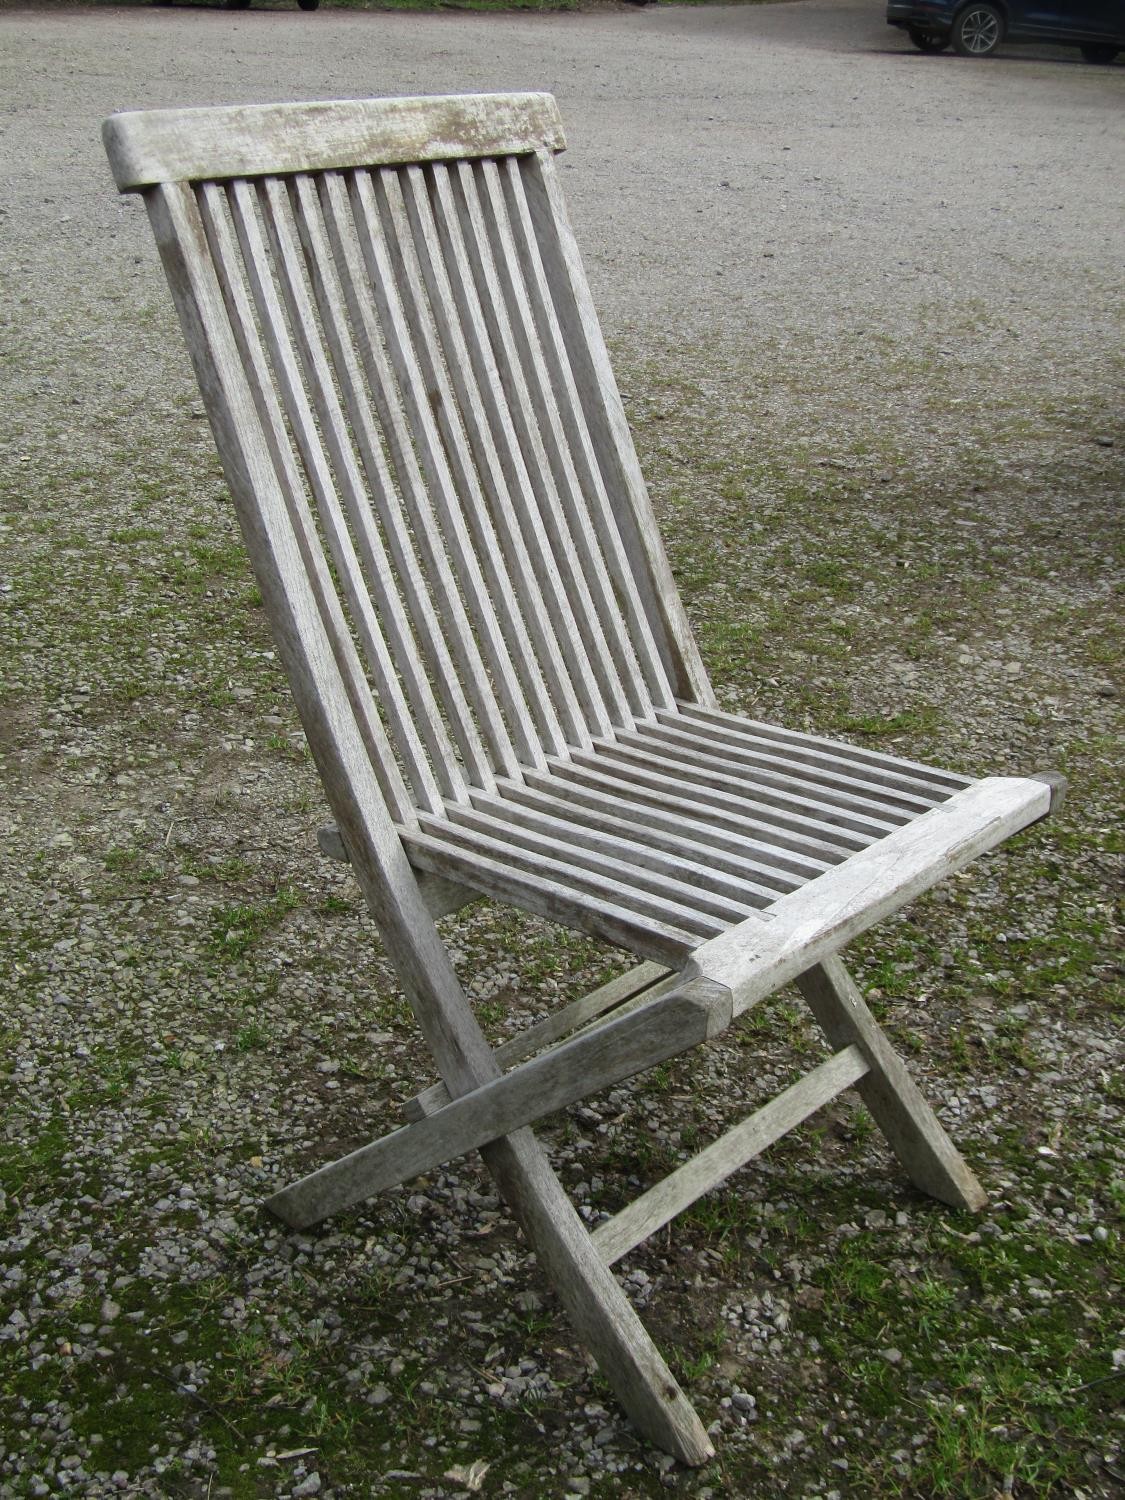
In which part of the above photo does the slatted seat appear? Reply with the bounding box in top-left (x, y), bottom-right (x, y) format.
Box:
top-left (402, 704), bottom-right (974, 963)
top-left (103, 92), bottom-right (1063, 1466)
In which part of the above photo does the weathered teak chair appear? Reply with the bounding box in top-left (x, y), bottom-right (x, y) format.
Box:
top-left (103, 93), bottom-right (1061, 1463)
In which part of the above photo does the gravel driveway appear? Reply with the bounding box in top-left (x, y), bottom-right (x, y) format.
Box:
top-left (1, 4), bottom-right (1122, 1498)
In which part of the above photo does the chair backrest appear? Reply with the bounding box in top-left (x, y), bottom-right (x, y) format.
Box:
top-left (104, 94), bottom-right (713, 844)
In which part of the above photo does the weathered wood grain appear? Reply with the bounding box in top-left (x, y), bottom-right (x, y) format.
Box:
top-left (104, 92), bottom-right (565, 192)
top-left (695, 776), bottom-right (1053, 1016)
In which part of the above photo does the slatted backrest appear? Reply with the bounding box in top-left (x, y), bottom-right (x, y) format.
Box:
top-left (104, 95), bottom-right (713, 841)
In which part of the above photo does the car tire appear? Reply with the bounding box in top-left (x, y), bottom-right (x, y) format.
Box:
top-left (1079, 44), bottom-right (1118, 63)
top-left (909, 27), bottom-right (950, 53)
top-left (952, 3), bottom-right (1004, 57)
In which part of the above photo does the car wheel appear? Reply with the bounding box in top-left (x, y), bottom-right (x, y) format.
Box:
top-left (1080, 44), bottom-right (1118, 63)
top-left (909, 27), bottom-right (950, 53)
top-left (952, 3), bottom-right (1003, 56)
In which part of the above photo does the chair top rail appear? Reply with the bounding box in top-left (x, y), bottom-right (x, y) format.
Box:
top-left (104, 92), bottom-right (565, 193)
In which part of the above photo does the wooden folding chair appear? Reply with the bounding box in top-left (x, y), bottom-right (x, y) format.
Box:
top-left (102, 93), bottom-right (1062, 1463)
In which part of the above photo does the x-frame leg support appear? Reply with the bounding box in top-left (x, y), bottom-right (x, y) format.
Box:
top-left (265, 953), bottom-right (982, 1464)
top-left (270, 960), bottom-right (717, 1463)
top-left (795, 955), bottom-right (986, 1210)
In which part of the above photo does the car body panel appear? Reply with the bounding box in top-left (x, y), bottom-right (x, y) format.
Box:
top-left (887, 0), bottom-right (1125, 47)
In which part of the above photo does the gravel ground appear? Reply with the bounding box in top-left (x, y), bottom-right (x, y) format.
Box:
top-left (1, 3), bottom-right (1122, 1498)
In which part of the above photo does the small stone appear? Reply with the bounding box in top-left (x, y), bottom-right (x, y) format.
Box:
top-left (882, 1347), bottom-right (904, 1365)
top-left (291, 1474), bottom-right (322, 1497)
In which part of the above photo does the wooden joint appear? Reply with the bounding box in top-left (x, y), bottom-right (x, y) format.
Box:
top-left (316, 823), bottom-right (475, 919)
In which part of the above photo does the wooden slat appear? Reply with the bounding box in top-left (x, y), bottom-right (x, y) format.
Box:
top-left (493, 155), bottom-right (675, 713)
top-left (641, 716), bottom-right (952, 811)
top-left (350, 167), bottom-right (542, 776)
top-left (187, 181), bottom-right (418, 826)
top-left (674, 701), bottom-right (972, 792)
top-left (414, 162), bottom-right (615, 745)
top-left (373, 166), bottom-right (570, 759)
top-left (697, 775), bottom-right (1053, 1017)
top-left (316, 169), bottom-right (500, 791)
top-left (591, 738), bottom-right (908, 837)
top-left (105, 92), bottom-right (565, 192)
top-left (456, 159), bottom-right (647, 727)
top-left (284, 173), bottom-right (487, 807)
top-left (403, 828), bottom-right (704, 966)
top-left (413, 816), bottom-right (729, 939)
top-left (510, 771), bottom-right (812, 892)
top-left (548, 757), bottom-right (864, 867)
top-left (317, 823), bottom-right (476, 918)
top-left (518, 149), bottom-right (715, 707)
top-left (591, 1044), bottom-right (870, 1266)
top-left (224, 176), bottom-right (455, 811)
top-left (392, 164), bottom-right (594, 753)
top-left (471, 785), bottom-right (785, 905)
top-left (439, 803), bottom-right (757, 925)
top-left (441, 158), bottom-right (639, 732)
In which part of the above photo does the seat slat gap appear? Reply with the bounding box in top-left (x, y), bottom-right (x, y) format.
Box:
top-left (674, 702), bottom-right (973, 790)
top-left (469, 787), bottom-right (780, 905)
top-left (593, 737), bottom-right (910, 834)
top-left (550, 757), bottom-right (870, 865)
top-left (403, 829), bottom-right (701, 965)
top-left (437, 803), bottom-right (757, 924)
top-left (413, 815), bottom-right (729, 937)
top-left (638, 718), bottom-right (950, 811)
top-left (509, 771), bottom-right (810, 892)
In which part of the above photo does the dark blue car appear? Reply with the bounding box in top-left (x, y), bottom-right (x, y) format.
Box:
top-left (887, 0), bottom-right (1123, 59)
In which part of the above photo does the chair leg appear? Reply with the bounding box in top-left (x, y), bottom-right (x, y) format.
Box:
top-left (794, 955), bottom-right (987, 1212)
top-left (269, 1005), bottom-right (714, 1461)
top-left (480, 1126), bottom-right (714, 1466)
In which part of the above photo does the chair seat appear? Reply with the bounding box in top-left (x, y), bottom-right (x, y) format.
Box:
top-left (402, 700), bottom-right (973, 964)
